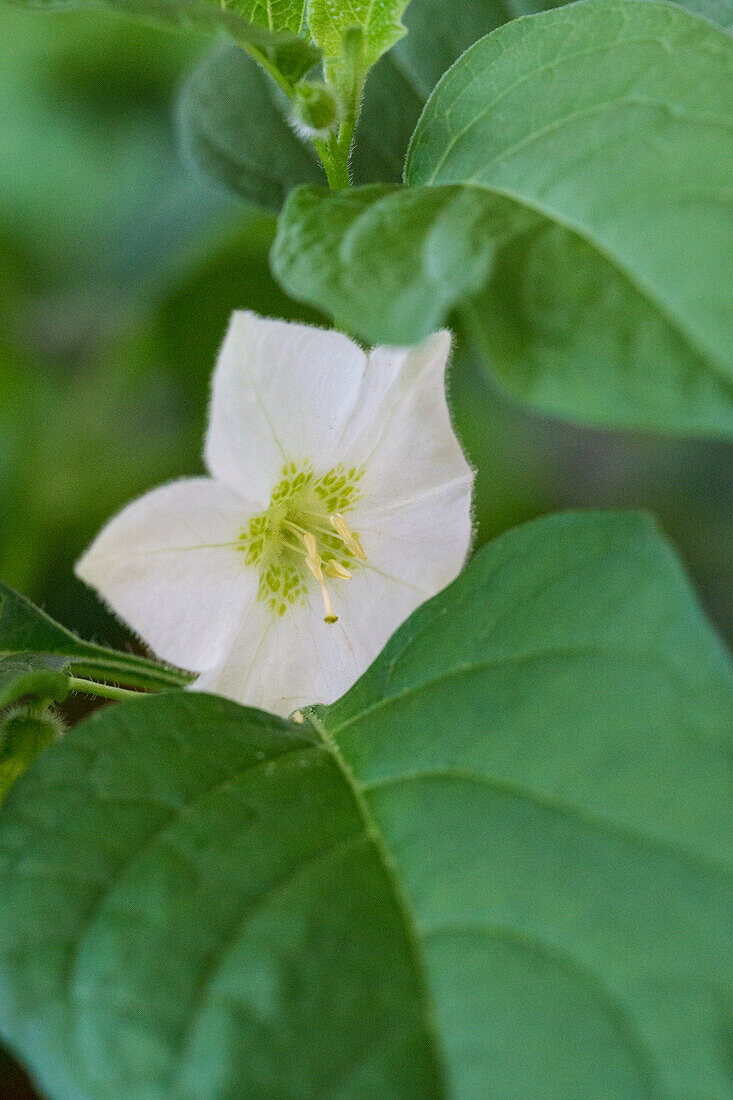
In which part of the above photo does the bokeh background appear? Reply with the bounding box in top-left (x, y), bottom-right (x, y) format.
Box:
top-left (0, 6), bottom-right (731, 1094)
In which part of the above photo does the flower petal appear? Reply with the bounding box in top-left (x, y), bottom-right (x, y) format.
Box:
top-left (75, 479), bottom-right (257, 673)
top-left (205, 312), bottom-right (369, 504)
top-left (192, 589), bottom-right (371, 717)
top-left (351, 476), bottom-right (473, 599)
top-left (342, 331), bottom-right (473, 508)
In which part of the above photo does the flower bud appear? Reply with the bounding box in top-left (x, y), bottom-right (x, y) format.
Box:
top-left (0, 707), bottom-right (65, 804)
top-left (290, 82), bottom-right (341, 140)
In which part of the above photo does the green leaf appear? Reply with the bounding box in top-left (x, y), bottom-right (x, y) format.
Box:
top-left (398, 0), bottom-right (732, 90)
top-left (356, 0), bottom-right (733, 184)
top-left (235, 0), bottom-right (307, 35)
top-left (0, 694), bottom-right (441, 1098)
top-left (273, 182), bottom-right (535, 337)
top-left (178, 43), bottom-right (325, 208)
top-left (5, 0), bottom-right (320, 82)
top-left (1, 512), bottom-right (731, 1096)
top-left (274, 1), bottom-right (733, 437)
top-left (407, 2), bottom-right (733, 368)
top-left (0, 582), bottom-right (190, 691)
top-left (307, 0), bottom-right (409, 68)
top-left (0, 655), bottom-right (70, 711)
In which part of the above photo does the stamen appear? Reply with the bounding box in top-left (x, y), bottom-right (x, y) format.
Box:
top-left (302, 531), bottom-right (319, 562)
top-left (324, 559), bottom-right (352, 580)
top-left (330, 513), bottom-right (367, 561)
top-left (303, 533), bottom-right (338, 624)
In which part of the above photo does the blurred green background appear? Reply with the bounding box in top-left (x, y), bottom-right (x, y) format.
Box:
top-left (0, 6), bottom-right (731, 1091)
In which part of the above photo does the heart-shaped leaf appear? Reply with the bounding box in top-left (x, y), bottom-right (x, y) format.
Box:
top-left (273, 1), bottom-right (733, 437)
top-left (0, 511), bottom-right (730, 1097)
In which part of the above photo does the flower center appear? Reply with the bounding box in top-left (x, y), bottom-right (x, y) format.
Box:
top-left (239, 461), bottom-right (366, 623)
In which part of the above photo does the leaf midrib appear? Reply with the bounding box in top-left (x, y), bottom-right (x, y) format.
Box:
top-left (304, 708), bottom-right (448, 1096)
top-left (314, 678), bottom-right (729, 1099)
top-left (326, 642), bottom-right (705, 736)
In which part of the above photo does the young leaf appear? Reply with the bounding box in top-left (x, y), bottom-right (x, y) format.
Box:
top-left (178, 43), bottom-right (325, 209)
top-left (6, 0), bottom-right (320, 83)
top-left (237, 0), bottom-right (307, 35)
top-left (0, 512), bottom-right (730, 1097)
top-left (307, 0), bottom-right (409, 69)
top-left (273, 1), bottom-right (733, 437)
top-left (0, 582), bottom-right (190, 691)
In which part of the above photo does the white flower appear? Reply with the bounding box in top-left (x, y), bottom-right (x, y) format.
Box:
top-left (76, 312), bottom-right (473, 716)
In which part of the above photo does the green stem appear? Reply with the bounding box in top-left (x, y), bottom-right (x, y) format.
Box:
top-left (337, 104), bottom-right (357, 162)
top-left (68, 677), bottom-right (145, 703)
top-left (312, 135), bottom-right (352, 190)
top-left (312, 106), bottom-right (357, 190)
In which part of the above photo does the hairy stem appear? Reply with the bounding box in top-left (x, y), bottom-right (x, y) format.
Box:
top-left (68, 677), bottom-right (146, 703)
top-left (312, 134), bottom-right (352, 189)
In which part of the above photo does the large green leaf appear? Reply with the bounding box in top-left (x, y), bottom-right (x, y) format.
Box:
top-left (0, 582), bottom-right (190, 691)
top-left (0, 512), bottom-right (731, 1097)
top-left (4, 0), bottom-right (319, 81)
top-left (407, 2), bottom-right (733, 384)
top-left (355, 0), bottom-right (733, 184)
top-left (0, 694), bottom-right (440, 1098)
top-left (274, 1), bottom-right (733, 437)
top-left (395, 0), bottom-right (733, 95)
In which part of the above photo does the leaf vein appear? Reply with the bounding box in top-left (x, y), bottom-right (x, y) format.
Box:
top-left (421, 920), bottom-right (659, 1095)
top-left (361, 767), bottom-right (732, 881)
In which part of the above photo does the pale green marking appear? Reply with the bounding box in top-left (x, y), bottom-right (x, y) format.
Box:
top-left (239, 460), bottom-right (365, 619)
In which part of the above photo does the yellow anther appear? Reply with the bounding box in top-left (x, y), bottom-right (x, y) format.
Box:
top-left (330, 513), bottom-right (367, 561)
top-left (303, 531), bottom-right (319, 564)
top-left (324, 559), bottom-right (352, 580)
top-left (305, 554), bottom-right (323, 583)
